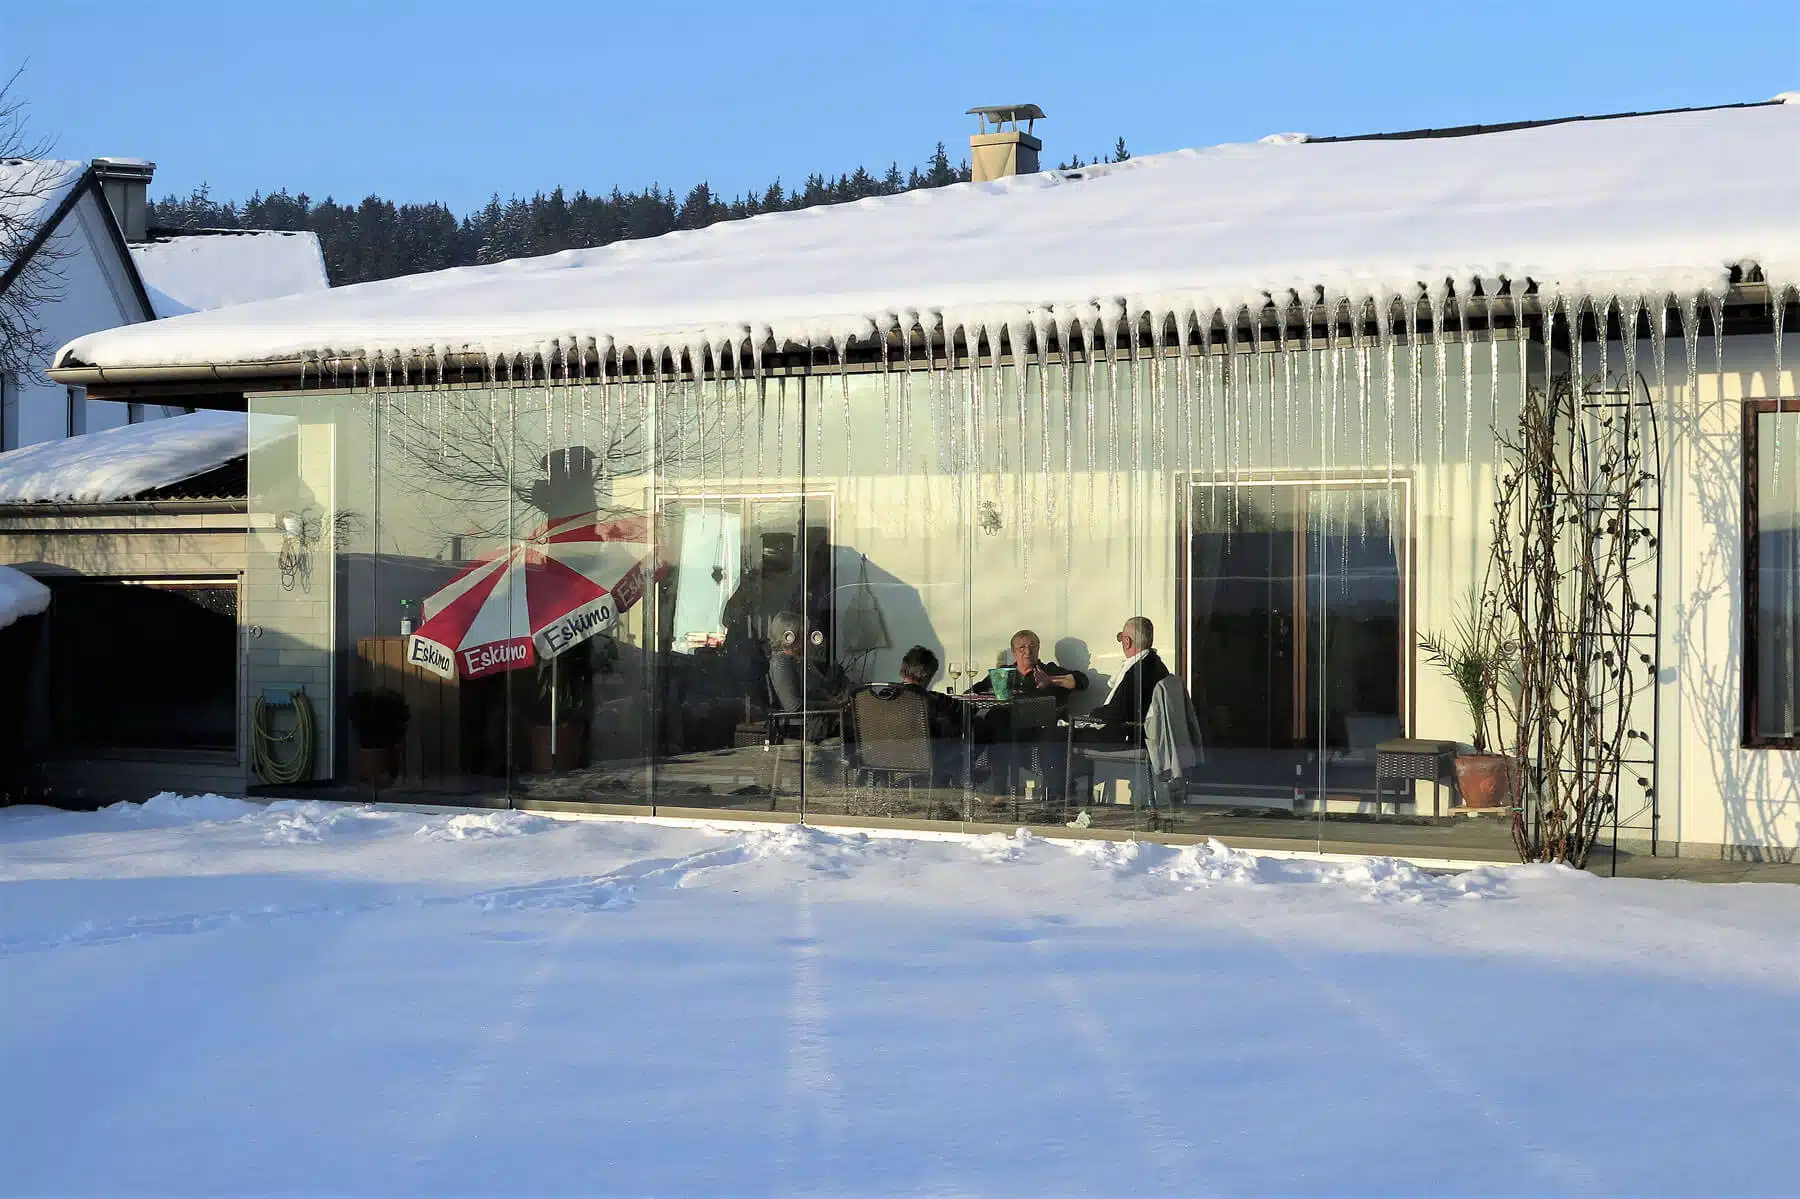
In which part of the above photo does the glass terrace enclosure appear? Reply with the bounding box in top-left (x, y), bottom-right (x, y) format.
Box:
top-left (244, 304), bottom-right (1684, 860)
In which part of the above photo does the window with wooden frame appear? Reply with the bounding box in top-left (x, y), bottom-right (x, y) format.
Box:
top-left (1744, 398), bottom-right (1800, 748)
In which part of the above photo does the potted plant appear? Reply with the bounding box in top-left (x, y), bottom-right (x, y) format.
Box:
top-left (348, 687), bottom-right (410, 784)
top-left (1419, 597), bottom-right (1520, 810)
top-left (529, 651), bottom-right (590, 773)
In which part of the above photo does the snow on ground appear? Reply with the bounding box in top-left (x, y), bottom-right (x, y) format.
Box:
top-left (2, 795), bottom-right (1796, 1197)
top-left (0, 409), bottom-right (293, 503)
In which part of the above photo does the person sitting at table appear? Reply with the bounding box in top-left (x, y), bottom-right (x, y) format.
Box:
top-left (1075, 615), bottom-right (1171, 749)
top-left (766, 610), bottom-right (844, 741)
top-left (965, 629), bottom-right (1089, 704)
top-left (965, 629), bottom-right (1087, 797)
top-left (893, 645), bottom-right (979, 785)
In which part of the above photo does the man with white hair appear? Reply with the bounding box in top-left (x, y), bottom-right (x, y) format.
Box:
top-left (1078, 615), bottom-right (1170, 748)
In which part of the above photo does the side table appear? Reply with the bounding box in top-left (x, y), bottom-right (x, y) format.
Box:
top-left (1374, 739), bottom-right (1458, 816)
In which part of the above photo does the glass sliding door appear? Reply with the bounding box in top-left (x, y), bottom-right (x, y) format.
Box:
top-left (1188, 480), bottom-right (1408, 810)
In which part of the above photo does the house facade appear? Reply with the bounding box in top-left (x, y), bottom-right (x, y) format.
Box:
top-left (0, 157), bottom-right (327, 448)
top-left (45, 99), bottom-right (1800, 861)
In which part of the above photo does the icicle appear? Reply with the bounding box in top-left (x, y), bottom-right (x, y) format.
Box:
top-left (1032, 311), bottom-right (1053, 524)
top-left (1175, 306), bottom-right (1195, 519)
top-left (834, 332), bottom-right (853, 482)
top-left (1326, 297), bottom-right (1344, 476)
top-left (1056, 308), bottom-right (1075, 565)
top-left (1571, 295), bottom-right (1589, 401)
top-left (1083, 314), bottom-right (1100, 511)
top-left (1103, 307), bottom-right (1123, 507)
top-left (1242, 308), bottom-right (1261, 482)
top-left (1681, 293), bottom-right (1702, 409)
top-left (1650, 295), bottom-right (1669, 422)
top-left (1200, 315), bottom-right (1219, 525)
top-left (1774, 283), bottom-right (1789, 394)
top-left (1350, 298), bottom-right (1370, 469)
top-left (1008, 316), bottom-right (1031, 574)
top-left (1708, 292), bottom-right (1726, 381)
top-left (1275, 298), bottom-right (1293, 473)
top-left (1381, 294), bottom-right (1398, 492)
top-left (1770, 285), bottom-right (1788, 565)
top-left (898, 321), bottom-right (914, 512)
top-left (1353, 299), bottom-right (1375, 535)
top-left (1486, 294), bottom-right (1500, 458)
top-left (1428, 283), bottom-right (1449, 462)
top-left (1457, 288), bottom-right (1474, 467)
top-left (1405, 289), bottom-right (1422, 462)
top-left (1129, 311), bottom-right (1146, 504)
top-left (1621, 295), bottom-right (1643, 404)
top-left (1225, 310), bottom-right (1242, 501)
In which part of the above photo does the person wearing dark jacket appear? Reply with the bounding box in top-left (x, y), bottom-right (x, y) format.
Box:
top-left (968, 629), bottom-right (1088, 796)
top-left (896, 645), bottom-right (974, 785)
top-left (966, 629), bottom-right (1089, 704)
top-left (1079, 615), bottom-right (1170, 749)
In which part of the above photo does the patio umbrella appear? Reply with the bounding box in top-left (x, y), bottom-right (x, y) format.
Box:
top-left (404, 512), bottom-right (651, 684)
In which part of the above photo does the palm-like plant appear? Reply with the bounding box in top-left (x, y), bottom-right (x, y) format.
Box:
top-left (1418, 593), bottom-right (1517, 754)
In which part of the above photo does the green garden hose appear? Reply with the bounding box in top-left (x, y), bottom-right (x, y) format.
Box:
top-left (252, 692), bottom-right (315, 785)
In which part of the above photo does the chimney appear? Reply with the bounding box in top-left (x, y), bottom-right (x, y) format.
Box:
top-left (91, 158), bottom-right (156, 242)
top-left (967, 105), bottom-right (1044, 181)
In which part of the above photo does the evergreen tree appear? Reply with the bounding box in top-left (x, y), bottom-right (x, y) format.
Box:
top-left (146, 136), bottom-right (1106, 286)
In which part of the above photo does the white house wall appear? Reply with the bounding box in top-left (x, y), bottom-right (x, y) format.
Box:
top-left (1662, 334), bottom-right (1799, 856)
top-left (241, 326), bottom-right (1800, 853)
top-left (3, 189), bottom-right (170, 449)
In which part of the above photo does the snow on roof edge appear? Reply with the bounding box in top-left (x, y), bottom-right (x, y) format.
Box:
top-left (51, 103), bottom-right (1800, 380)
top-left (0, 411), bottom-right (295, 505)
top-left (0, 565), bottom-right (51, 633)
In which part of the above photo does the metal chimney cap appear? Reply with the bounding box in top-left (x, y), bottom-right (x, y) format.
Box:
top-left (967, 104), bottom-right (1045, 135)
top-left (967, 104), bottom-right (1045, 120)
top-left (92, 157), bottom-right (157, 179)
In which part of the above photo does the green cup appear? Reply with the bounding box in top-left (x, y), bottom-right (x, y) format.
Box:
top-left (988, 666), bottom-right (1015, 700)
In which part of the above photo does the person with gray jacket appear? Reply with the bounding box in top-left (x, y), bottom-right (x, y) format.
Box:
top-left (767, 610), bottom-right (843, 741)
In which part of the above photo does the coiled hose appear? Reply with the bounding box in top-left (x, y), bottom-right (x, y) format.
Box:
top-left (252, 692), bottom-right (315, 785)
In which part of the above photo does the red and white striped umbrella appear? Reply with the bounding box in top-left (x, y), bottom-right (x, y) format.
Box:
top-left (404, 513), bottom-right (650, 681)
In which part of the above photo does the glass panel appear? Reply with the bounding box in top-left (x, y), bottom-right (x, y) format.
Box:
top-left (1755, 408), bottom-right (1800, 741)
top-left (367, 388), bottom-right (517, 805)
top-left (1306, 485), bottom-right (1407, 812)
top-left (640, 362), bottom-right (819, 815)
top-left (811, 356), bottom-right (973, 825)
top-left (499, 379), bottom-right (657, 808)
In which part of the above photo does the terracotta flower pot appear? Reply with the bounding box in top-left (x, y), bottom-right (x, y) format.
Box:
top-left (1454, 753), bottom-right (1521, 809)
top-left (355, 745), bottom-right (398, 785)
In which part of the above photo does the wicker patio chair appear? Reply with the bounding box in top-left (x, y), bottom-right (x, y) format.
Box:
top-left (845, 684), bottom-right (935, 787)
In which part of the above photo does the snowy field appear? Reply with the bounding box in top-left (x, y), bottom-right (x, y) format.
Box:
top-left (2, 796), bottom-right (1796, 1197)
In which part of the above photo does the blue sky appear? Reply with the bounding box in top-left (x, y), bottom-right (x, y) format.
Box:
top-left (4, 0), bottom-right (1795, 215)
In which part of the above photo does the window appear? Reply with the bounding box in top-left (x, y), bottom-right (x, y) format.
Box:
top-left (1745, 399), bottom-right (1800, 748)
top-left (48, 580), bottom-right (239, 753)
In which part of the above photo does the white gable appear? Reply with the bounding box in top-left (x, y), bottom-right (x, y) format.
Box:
top-left (0, 158), bottom-right (86, 276)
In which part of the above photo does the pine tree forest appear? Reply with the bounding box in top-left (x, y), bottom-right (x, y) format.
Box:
top-left (150, 139), bottom-right (1130, 286)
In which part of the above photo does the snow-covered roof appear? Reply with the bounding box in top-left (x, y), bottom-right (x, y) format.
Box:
top-left (130, 229), bottom-right (330, 318)
top-left (54, 102), bottom-right (1800, 378)
top-left (0, 410), bottom-right (292, 504)
top-left (0, 159), bottom-right (88, 277)
top-left (0, 565), bottom-right (51, 633)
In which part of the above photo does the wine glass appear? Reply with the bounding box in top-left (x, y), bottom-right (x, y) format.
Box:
top-left (948, 661), bottom-right (965, 692)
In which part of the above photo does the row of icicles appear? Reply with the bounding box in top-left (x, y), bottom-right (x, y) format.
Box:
top-left (294, 284), bottom-right (1793, 398)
